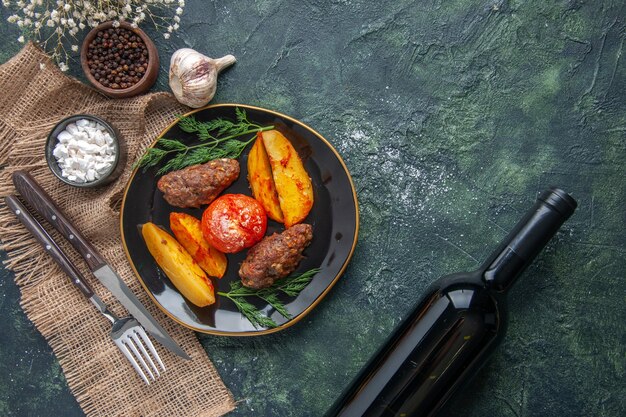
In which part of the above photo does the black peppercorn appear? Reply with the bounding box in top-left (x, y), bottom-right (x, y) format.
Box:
top-left (86, 26), bottom-right (149, 90)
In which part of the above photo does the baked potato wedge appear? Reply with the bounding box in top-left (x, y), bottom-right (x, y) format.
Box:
top-left (247, 135), bottom-right (284, 223)
top-left (142, 222), bottom-right (215, 307)
top-left (260, 130), bottom-right (314, 227)
top-left (170, 212), bottom-right (227, 278)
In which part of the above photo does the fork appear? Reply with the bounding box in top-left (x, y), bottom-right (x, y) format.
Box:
top-left (5, 195), bottom-right (165, 384)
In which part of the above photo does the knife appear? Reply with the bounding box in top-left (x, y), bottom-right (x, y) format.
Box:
top-left (12, 170), bottom-right (190, 360)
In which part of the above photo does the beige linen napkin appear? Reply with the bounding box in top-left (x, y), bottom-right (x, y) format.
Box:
top-left (0, 43), bottom-right (235, 417)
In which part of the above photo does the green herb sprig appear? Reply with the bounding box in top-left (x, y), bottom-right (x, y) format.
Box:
top-left (134, 108), bottom-right (274, 174)
top-left (218, 268), bottom-right (321, 328)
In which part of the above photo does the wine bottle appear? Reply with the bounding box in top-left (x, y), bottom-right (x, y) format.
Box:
top-left (326, 188), bottom-right (577, 417)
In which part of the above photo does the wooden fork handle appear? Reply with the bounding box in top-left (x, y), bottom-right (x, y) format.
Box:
top-left (12, 171), bottom-right (107, 270)
top-left (5, 195), bottom-right (95, 299)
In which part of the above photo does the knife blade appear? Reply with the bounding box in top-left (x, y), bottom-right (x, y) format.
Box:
top-left (13, 170), bottom-right (190, 360)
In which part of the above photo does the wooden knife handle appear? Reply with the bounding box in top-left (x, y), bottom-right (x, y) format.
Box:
top-left (4, 196), bottom-right (95, 299)
top-left (12, 171), bottom-right (106, 270)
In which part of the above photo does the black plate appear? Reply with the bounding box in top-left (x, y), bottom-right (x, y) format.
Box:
top-left (120, 104), bottom-right (359, 335)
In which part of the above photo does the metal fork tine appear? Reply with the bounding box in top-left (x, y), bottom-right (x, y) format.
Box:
top-left (110, 319), bottom-right (165, 384)
top-left (136, 327), bottom-right (166, 372)
top-left (116, 339), bottom-right (150, 385)
top-left (130, 329), bottom-right (160, 378)
top-left (124, 334), bottom-right (156, 382)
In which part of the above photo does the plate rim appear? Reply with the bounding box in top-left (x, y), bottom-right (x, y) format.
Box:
top-left (119, 103), bottom-right (360, 336)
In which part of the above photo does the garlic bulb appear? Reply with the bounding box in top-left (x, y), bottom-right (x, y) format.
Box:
top-left (169, 48), bottom-right (236, 108)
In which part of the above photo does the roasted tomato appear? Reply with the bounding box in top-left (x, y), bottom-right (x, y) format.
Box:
top-left (202, 194), bottom-right (267, 253)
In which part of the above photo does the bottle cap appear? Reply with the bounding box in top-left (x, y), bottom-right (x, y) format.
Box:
top-left (538, 187), bottom-right (577, 218)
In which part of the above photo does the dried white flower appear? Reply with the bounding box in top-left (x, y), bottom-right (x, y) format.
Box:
top-left (5, 0), bottom-right (185, 70)
top-left (39, 62), bottom-right (45, 70)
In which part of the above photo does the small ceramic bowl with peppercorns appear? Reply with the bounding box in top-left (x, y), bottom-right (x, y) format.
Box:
top-left (80, 21), bottom-right (159, 98)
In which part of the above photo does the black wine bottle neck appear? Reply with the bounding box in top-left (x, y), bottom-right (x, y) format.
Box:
top-left (482, 188), bottom-right (577, 292)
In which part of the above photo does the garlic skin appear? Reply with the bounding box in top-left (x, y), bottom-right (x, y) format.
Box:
top-left (169, 48), bottom-right (236, 108)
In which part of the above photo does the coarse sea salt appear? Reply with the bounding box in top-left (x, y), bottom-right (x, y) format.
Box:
top-left (53, 119), bottom-right (116, 183)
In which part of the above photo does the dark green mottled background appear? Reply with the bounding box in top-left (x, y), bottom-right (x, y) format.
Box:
top-left (1, 0), bottom-right (625, 416)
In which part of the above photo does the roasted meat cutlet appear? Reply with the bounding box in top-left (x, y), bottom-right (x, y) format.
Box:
top-left (239, 223), bottom-right (313, 289)
top-left (157, 158), bottom-right (240, 208)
